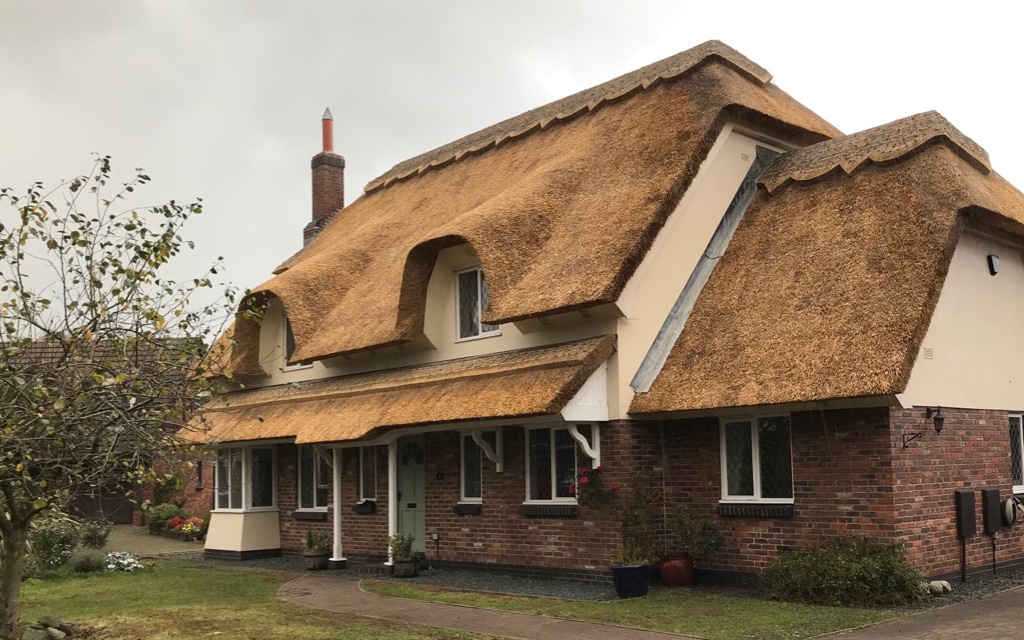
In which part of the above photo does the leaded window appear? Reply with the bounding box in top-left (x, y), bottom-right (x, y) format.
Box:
top-left (299, 445), bottom-right (330, 510)
top-left (527, 428), bottom-right (576, 502)
top-left (720, 416), bottom-right (793, 502)
top-left (1011, 415), bottom-right (1024, 493)
top-left (462, 435), bottom-right (482, 501)
top-left (457, 267), bottom-right (499, 340)
top-left (360, 446), bottom-right (377, 501)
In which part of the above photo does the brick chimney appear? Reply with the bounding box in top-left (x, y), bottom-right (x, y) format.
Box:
top-left (304, 108), bottom-right (345, 246)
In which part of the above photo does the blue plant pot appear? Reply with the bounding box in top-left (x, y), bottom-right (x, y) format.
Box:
top-left (611, 564), bottom-right (651, 599)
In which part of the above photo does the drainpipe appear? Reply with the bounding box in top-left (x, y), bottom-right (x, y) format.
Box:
top-left (330, 447), bottom-right (346, 568)
top-left (387, 440), bottom-right (398, 566)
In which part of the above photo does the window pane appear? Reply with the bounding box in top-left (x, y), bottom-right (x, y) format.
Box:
top-left (299, 446), bottom-right (315, 508)
top-left (758, 417), bottom-right (793, 499)
top-left (229, 448), bottom-right (243, 509)
top-left (529, 429), bottom-right (551, 500)
top-left (316, 452), bottom-right (330, 508)
top-left (1012, 417), bottom-right (1024, 487)
top-left (361, 447), bottom-right (376, 500)
top-left (724, 421), bottom-right (754, 496)
top-left (554, 429), bottom-right (576, 498)
top-left (458, 271), bottom-right (480, 339)
top-left (480, 274), bottom-right (499, 333)
top-left (285, 319), bottom-right (296, 360)
top-left (217, 450), bottom-right (229, 509)
top-left (463, 435), bottom-right (482, 499)
top-left (251, 448), bottom-right (274, 508)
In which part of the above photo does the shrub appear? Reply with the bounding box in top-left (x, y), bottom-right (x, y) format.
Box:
top-left (760, 537), bottom-right (926, 607)
top-left (71, 552), bottom-right (108, 574)
top-left (146, 502), bottom-right (182, 531)
top-left (104, 551), bottom-right (144, 572)
top-left (29, 518), bottom-right (80, 569)
top-left (79, 521), bottom-right (113, 549)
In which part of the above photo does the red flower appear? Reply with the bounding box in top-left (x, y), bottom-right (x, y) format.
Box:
top-left (611, 483), bottom-right (619, 490)
top-left (582, 468), bottom-right (590, 475)
top-left (580, 476), bottom-right (589, 484)
top-left (568, 485), bottom-right (576, 495)
top-left (596, 466), bottom-right (603, 472)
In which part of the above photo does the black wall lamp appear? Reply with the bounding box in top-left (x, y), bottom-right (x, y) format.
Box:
top-left (903, 406), bottom-right (945, 447)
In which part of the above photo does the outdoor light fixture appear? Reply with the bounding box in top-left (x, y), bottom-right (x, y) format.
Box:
top-left (903, 406), bottom-right (945, 447)
top-left (988, 255), bottom-right (1000, 276)
top-left (927, 406), bottom-right (945, 434)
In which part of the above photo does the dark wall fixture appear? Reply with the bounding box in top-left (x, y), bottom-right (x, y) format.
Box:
top-left (988, 254), bottom-right (1000, 276)
top-left (903, 406), bottom-right (945, 447)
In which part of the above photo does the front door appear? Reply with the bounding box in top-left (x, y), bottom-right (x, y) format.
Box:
top-left (397, 435), bottom-right (426, 554)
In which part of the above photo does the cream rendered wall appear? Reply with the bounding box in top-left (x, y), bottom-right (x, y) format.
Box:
top-left (899, 228), bottom-right (1024, 411)
top-left (205, 511), bottom-right (281, 552)
top-left (612, 127), bottom-right (784, 418)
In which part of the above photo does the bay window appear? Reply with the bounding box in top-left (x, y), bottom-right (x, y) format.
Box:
top-left (216, 446), bottom-right (276, 511)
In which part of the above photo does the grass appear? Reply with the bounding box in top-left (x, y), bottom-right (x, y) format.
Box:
top-left (362, 580), bottom-right (899, 640)
top-left (20, 562), bottom-right (499, 640)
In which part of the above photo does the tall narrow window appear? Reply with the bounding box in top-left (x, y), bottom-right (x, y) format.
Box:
top-left (461, 434), bottom-right (482, 502)
top-left (526, 428), bottom-right (576, 502)
top-left (720, 416), bottom-right (793, 502)
top-left (1011, 415), bottom-right (1024, 494)
top-left (299, 445), bottom-right (330, 510)
top-left (250, 448), bottom-right (275, 508)
top-left (360, 446), bottom-right (377, 501)
top-left (285, 318), bottom-right (297, 361)
top-left (457, 267), bottom-right (500, 340)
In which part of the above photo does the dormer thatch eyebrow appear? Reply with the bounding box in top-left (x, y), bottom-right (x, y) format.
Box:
top-left (760, 111), bottom-right (990, 194)
top-left (365, 40), bottom-right (772, 193)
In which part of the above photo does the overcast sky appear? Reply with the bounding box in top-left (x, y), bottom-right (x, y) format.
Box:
top-left (2, 2), bottom-right (1021, 295)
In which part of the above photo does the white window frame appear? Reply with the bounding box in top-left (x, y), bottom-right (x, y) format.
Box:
top-left (523, 426), bottom-right (577, 505)
top-left (359, 445), bottom-right (377, 502)
top-left (297, 445), bottom-right (330, 511)
top-left (460, 434), bottom-right (483, 504)
top-left (1011, 414), bottom-right (1024, 495)
top-left (719, 415), bottom-right (794, 505)
top-left (214, 446), bottom-right (278, 512)
top-left (455, 266), bottom-right (500, 342)
top-left (282, 317), bottom-right (313, 372)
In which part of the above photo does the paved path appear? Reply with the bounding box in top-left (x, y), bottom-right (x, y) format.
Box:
top-left (104, 524), bottom-right (202, 556)
top-left (278, 575), bottom-right (698, 640)
top-left (826, 585), bottom-right (1024, 639)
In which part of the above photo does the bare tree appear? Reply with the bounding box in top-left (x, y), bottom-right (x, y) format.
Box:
top-left (0, 156), bottom-right (236, 638)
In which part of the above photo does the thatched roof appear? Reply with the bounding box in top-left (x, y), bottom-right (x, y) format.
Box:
top-left (219, 41), bottom-right (839, 373)
top-left (189, 335), bottom-right (614, 445)
top-left (630, 112), bottom-right (1024, 414)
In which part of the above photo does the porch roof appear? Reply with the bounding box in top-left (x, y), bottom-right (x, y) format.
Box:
top-left (188, 334), bottom-right (615, 445)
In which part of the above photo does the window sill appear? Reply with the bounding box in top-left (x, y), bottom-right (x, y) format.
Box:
top-left (293, 510), bottom-right (328, 522)
top-left (455, 330), bottom-right (502, 344)
top-left (520, 504), bottom-right (577, 518)
top-left (453, 503), bottom-right (482, 516)
top-left (283, 364), bottom-right (314, 372)
top-left (718, 503), bottom-right (794, 518)
top-left (352, 501), bottom-right (376, 514)
top-left (211, 508), bottom-right (280, 514)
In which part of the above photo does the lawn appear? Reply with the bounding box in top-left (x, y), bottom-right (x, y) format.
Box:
top-left (20, 562), bottom-right (500, 640)
top-left (362, 580), bottom-right (898, 640)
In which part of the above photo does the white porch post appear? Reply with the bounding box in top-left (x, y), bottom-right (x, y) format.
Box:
top-left (386, 440), bottom-right (398, 565)
top-left (329, 447), bottom-right (346, 568)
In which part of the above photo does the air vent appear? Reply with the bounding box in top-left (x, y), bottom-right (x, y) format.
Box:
top-left (923, 347), bottom-right (934, 360)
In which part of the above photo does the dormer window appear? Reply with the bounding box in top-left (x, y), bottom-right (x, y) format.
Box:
top-left (283, 317), bottom-right (311, 371)
top-left (457, 267), bottom-right (499, 340)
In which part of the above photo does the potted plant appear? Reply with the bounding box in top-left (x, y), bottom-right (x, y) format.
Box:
top-left (303, 530), bottom-right (331, 571)
top-left (660, 506), bottom-right (724, 587)
top-left (609, 482), bottom-right (658, 599)
top-left (389, 533), bottom-right (418, 578)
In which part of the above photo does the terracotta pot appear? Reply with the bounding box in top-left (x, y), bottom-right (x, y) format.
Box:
top-left (658, 555), bottom-right (695, 587)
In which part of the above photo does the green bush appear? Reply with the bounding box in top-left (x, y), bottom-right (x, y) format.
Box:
top-left (79, 521), bottom-right (113, 549)
top-left (29, 518), bottom-right (80, 569)
top-left (146, 502), bottom-right (182, 531)
top-left (761, 537), bottom-right (925, 607)
top-left (70, 552), bottom-right (107, 574)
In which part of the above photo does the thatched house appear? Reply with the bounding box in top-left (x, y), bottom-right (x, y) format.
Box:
top-left (193, 40), bottom-right (1024, 583)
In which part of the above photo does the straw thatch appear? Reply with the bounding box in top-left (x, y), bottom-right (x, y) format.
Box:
top-left (189, 335), bottom-right (614, 445)
top-left (631, 113), bottom-right (1024, 414)
top-left (219, 42), bottom-right (839, 373)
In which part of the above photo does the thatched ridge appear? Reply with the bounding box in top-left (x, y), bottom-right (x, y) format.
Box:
top-left (631, 114), bottom-right (1024, 415)
top-left (190, 335), bottom-right (615, 445)
top-left (219, 42), bottom-right (840, 371)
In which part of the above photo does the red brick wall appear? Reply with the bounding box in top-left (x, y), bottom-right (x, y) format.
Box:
top-left (661, 408), bottom-right (897, 573)
top-left (891, 407), bottom-right (1024, 578)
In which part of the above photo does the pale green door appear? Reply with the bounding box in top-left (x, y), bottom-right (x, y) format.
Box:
top-left (397, 435), bottom-right (426, 554)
